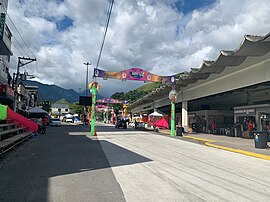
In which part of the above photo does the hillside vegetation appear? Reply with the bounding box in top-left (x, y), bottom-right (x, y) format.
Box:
top-left (111, 82), bottom-right (163, 103)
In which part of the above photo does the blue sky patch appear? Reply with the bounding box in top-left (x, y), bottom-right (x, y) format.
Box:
top-left (173, 0), bottom-right (216, 14)
top-left (44, 0), bottom-right (65, 4)
top-left (56, 16), bottom-right (74, 32)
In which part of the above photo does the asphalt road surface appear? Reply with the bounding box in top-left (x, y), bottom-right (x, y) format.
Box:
top-left (1, 122), bottom-right (270, 202)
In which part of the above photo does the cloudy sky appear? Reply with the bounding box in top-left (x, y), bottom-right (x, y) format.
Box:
top-left (6, 0), bottom-right (270, 97)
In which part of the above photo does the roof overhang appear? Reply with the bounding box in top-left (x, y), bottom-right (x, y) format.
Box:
top-left (129, 32), bottom-right (270, 110)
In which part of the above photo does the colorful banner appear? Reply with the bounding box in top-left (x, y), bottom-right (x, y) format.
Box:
top-left (96, 98), bottom-right (128, 104)
top-left (94, 68), bottom-right (176, 83)
top-left (7, 107), bottom-right (38, 133)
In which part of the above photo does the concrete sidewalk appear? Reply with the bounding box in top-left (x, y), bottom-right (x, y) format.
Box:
top-left (159, 129), bottom-right (270, 160)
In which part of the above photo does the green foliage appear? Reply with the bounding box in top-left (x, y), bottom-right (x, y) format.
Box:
top-left (110, 82), bottom-right (164, 113)
top-left (69, 102), bottom-right (84, 114)
top-left (135, 82), bottom-right (162, 93)
top-left (54, 99), bottom-right (70, 104)
top-left (39, 100), bottom-right (51, 113)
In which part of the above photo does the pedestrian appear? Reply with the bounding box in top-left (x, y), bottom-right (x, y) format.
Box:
top-left (248, 120), bottom-right (254, 138)
top-left (41, 116), bottom-right (47, 134)
top-left (234, 120), bottom-right (242, 137)
top-left (83, 113), bottom-right (88, 125)
top-left (211, 121), bottom-right (216, 134)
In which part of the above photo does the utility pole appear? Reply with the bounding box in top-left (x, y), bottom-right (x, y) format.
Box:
top-left (84, 62), bottom-right (91, 96)
top-left (12, 57), bottom-right (36, 89)
top-left (13, 57), bottom-right (36, 112)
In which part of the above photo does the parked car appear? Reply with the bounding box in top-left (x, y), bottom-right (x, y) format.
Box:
top-left (51, 118), bottom-right (61, 127)
top-left (65, 114), bottom-right (73, 123)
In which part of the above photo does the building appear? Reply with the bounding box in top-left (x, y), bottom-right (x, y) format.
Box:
top-left (25, 85), bottom-right (38, 108)
top-left (51, 103), bottom-right (70, 117)
top-left (129, 32), bottom-right (270, 137)
top-left (0, 0), bottom-right (14, 108)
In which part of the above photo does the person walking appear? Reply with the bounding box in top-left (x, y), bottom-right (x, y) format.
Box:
top-left (41, 116), bottom-right (48, 134)
top-left (211, 121), bottom-right (216, 134)
top-left (248, 120), bottom-right (254, 138)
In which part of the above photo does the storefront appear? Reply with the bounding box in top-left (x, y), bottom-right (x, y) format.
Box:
top-left (176, 110), bottom-right (234, 133)
top-left (234, 104), bottom-right (270, 138)
top-left (0, 84), bottom-right (14, 109)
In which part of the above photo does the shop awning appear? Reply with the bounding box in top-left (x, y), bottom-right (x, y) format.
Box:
top-left (27, 107), bottom-right (48, 114)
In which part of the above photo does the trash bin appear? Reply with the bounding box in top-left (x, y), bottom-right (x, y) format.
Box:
top-left (253, 131), bottom-right (268, 149)
top-left (192, 123), bottom-right (197, 133)
top-left (176, 126), bottom-right (184, 136)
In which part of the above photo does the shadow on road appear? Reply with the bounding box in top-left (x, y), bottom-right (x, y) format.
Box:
top-left (0, 124), bottom-right (151, 201)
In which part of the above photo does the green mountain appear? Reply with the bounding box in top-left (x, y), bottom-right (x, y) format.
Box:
top-left (135, 82), bottom-right (163, 94)
top-left (110, 82), bottom-right (163, 103)
top-left (23, 80), bottom-right (103, 103)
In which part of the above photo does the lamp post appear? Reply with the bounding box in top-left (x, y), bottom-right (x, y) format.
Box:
top-left (84, 62), bottom-right (91, 96)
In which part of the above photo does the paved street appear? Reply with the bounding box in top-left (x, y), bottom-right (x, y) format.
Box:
top-left (1, 123), bottom-right (270, 202)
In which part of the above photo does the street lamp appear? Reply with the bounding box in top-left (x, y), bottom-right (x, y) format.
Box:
top-left (84, 62), bottom-right (91, 96)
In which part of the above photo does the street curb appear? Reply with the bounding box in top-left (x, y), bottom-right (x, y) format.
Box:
top-left (160, 131), bottom-right (270, 161)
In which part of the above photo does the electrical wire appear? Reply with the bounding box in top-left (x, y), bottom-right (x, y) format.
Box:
top-left (94, 0), bottom-right (114, 81)
top-left (11, 33), bottom-right (30, 57)
top-left (5, 14), bottom-right (35, 58)
top-left (11, 41), bottom-right (24, 56)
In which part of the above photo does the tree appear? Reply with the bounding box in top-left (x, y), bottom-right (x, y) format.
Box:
top-left (39, 100), bottom-right (51, 113)
top-left (69, 102), bottom-right (84, 114)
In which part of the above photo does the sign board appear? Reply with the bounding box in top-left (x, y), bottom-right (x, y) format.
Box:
top-left (234, 108), bottom-right (255, 116)
top-left (0, 13), bottom-right (6, 40)
top-left (79, 96), bottom-right (92, 106)
top-left (0, 84), bottom-right (14, 98)
top-left (96, 98), bottom-right (128, 104)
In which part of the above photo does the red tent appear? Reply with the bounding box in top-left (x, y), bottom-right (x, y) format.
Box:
top-left (154, 117), bottom-right (169, 129)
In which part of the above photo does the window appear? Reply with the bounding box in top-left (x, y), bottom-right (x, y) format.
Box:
top-left (65, 109), bottom-right (68, 112)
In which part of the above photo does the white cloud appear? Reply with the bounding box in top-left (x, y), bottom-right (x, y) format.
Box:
top-left (6, 0), bottom-right (270, 97)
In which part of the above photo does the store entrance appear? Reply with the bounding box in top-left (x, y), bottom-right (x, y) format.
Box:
top-left (260, 112), bottom-right (270, 131)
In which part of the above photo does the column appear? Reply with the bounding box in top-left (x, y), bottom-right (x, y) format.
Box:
top-left (171, 100), bottom-right (175, 136)
top-left (182, 101), bottom-right (188, 132)
top-left (91, 84), bottom-right (96, 136)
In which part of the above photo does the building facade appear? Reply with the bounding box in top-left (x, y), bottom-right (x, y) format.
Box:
top-left (51, 103), bottom-right (70, 117)
top-left (0, 0), bottom-right (14, 108)
top-left (129, 32), bottom-right (270, 137)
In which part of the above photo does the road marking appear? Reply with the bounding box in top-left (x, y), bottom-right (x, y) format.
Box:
top-left (160, 130), bottom-right (270, 161)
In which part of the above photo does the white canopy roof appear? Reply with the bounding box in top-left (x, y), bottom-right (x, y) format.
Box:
top-left (27, 107), bottom-right (48, 114)
top-left (65, 114), bottom-right (73, 118)
top-left (148, 111), bottom-right (163, 117)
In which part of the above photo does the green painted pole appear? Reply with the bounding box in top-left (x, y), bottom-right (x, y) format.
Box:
top-left (91, 85), bottom-right (97, 136)
top-left (171, 101), bottom-right (175, 137)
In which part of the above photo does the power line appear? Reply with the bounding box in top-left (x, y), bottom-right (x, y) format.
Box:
top-left (11, 33), bottom-right (30, 57)
top-left (6, 14), bottom-right (34, 58)
top-left (11, 41), bottom-right (24, 56)
top-left (95, 0), bottom-right (114, 77)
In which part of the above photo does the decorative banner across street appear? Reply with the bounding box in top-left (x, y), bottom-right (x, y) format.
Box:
top-left (94, 68), bottom-right (176, 83)
top-left (96, 98), bottom-right (128, 104)
top-left (96, 104), bottom-right (108, 112)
